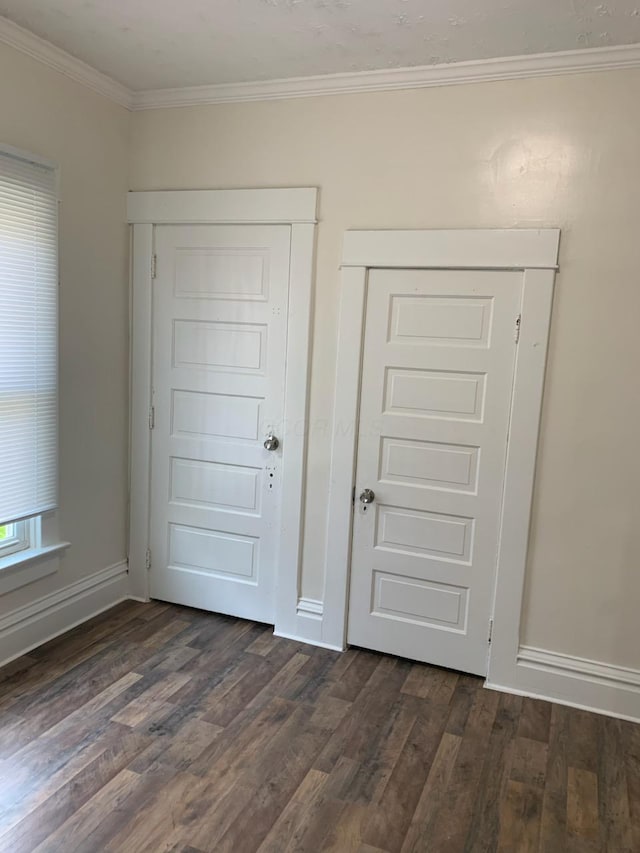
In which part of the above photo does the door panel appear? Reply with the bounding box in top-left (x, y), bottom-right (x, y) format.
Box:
top-left (348, 269), bottom-right (521, 675)
top-left (380, 437), bottom-right (480, 493)
top-left (150, 224), bottom-right (290, 623)
top-left (172, 321), bottom-right (267, 373)
top-left (384, 367), bottom-right (487, 420)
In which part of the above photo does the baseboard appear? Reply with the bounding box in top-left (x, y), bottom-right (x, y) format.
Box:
top-left (10, 573), bottom-right (634, 723)
top-left (273, 596), bottom-right (325, 646)
top-left (273, 598), bottom-right (345, 651)
top-left (273, 629), bottom-right (344, 652)
top-left (486, 644), bottom-right (640, 724)
top-left (0, 560), bottom-right (129, 668)
top-left (276, 597), bottom-right (342, 651)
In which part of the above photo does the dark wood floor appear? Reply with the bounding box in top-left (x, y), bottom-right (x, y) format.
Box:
top-left (0, 601), bottom-right (637, 852)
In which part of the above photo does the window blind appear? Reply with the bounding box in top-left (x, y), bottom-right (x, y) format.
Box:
top-left (0, 149), bottom-right (58, 525)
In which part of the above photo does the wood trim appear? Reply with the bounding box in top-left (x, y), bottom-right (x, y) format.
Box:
top-left (274, 222), bottom-right (316, 637)
top-left (321, 266), bottom-right (367, 650)
top-left (128, 224), bottom-right (153, 601)
top-left (276, 596), bottom-right (328, 648)
top-left (0, 545), bottom-right (68, 596)
top-left (342, 229), bottom-right (560, 270)
top-left (487, 645), bottom-right (640, 723)
top-left (487, 268), bottom-right (556, 687)
top-left (127, 189), bottom-right (318, 225)
top-left (273, 629), bottom-right (343, 652)
top-left (0, 16), bottom-right (133, 108)
top-left (0, 561), bottom-right (129, 667)
top-left (130, 44), bottom-right (640, 110)
top-left (0, 142), bottom-right (58, 172)
top-left (127, 190), bottom-right (317, 636)
top-left (518, 646), bottom-right (640, 691)
top-left (2, 13), bottom-right (640, 113)
top-left (323, 231), bottom-right (558, 668)
top-left (296, 597), bottom-right (323, 617)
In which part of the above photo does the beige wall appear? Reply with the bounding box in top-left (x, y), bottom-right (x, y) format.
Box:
top-left (130, 69), bottom-right (640, 669)
top-left (0, 43), bottom-right (130, 611)
top-left (3, 43), bottom-right (635, 674)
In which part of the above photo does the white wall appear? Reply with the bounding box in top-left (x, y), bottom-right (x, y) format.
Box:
top-left (130, 69), bottom-right (640, 671)
top-left (0, 43), bottom-right (130, 613)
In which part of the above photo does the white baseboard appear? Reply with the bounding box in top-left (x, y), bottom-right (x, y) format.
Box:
top-left (486, 644), bottom-right (640, 724)
top-left (284, 598), bottom-right (335, 649)
top-left (273, 629), bottom-right (343, 652)
top-left (7, 572), bottom-right (635, 724)
top-left (0, 561), bottom-right (129, 668)
top-left (274, 599), bottom-right (345, 650)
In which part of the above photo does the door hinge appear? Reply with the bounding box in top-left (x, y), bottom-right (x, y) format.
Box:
top-left (352, 486), bottom-right (356, 505)
top-left (148, 406), bottom-right (155, 430)
top-left (514, 314), bottom-right (521, 344)
top-left (488, 618), bottom-right (494, 644)
top-left (145, 548), bottom-right (152, 571)
top-left (151, 254), bottom-right (157, 279)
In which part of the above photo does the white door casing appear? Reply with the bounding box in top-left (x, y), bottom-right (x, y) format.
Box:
top-left (149, 225), bottom-right (290, 622)
top-left (323, 230), bottom-right (559, 682)
top-left (127, 189), bottom-right (317, 637)
top-left (348, 268), bottom-right (522, 675)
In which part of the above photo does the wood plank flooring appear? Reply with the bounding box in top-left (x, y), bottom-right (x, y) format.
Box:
top-left (0, 600), bottom-right (638, 852)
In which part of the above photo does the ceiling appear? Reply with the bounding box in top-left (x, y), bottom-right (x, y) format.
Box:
top-left (1, 0), bottom-right (640, 92)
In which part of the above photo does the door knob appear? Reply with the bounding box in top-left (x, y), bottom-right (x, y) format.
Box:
top-left (263, 434), bottom-right (279, 451)
top-left (359, 488), bottom-right (375, 504)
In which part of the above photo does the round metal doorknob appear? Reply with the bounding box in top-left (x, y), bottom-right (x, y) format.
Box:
top-left (359, 488), bottom-right (375, 504)
top-left (263, 434), bottom-right (279, 451)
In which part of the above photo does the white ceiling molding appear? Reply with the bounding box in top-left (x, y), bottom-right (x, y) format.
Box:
top-left (0, 16), bottom-right (133, 108)
top-left (1, 12), bottom-right (639, 113)
top-left (130, 43), bottom-right (640, 110)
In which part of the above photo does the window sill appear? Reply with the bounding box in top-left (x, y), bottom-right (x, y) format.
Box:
top-left (0, 542), bottom-right (70, 595)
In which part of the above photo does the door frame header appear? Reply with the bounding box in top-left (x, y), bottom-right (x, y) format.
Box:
top-left (127, 188), bottom-right (317, 643)
top-left (342, 228), bottom-right (560, 269)
top-left (127, 188), bottom-right (318, 225)
top-left (322, 228), bottom-right (560, 690)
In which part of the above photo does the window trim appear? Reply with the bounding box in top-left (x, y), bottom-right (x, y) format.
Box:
top-left (0, 142), bottom-right (59, 182)
top-left (0, 513), bottom-right (69, 595)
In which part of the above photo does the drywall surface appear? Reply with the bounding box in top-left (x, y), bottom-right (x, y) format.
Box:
top-left (130, 69), bottom-right (640, 669)
top-left (0, 42), bottom-right (130, 611)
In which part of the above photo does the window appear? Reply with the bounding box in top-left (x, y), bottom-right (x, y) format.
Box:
top-left (0, 521), bottom-right (28, 557)
top-left (0, 146), bottom-right (58, 559)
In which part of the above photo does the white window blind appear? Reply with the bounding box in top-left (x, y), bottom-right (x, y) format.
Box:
top-left (0, 149), bottom-right (58, 525)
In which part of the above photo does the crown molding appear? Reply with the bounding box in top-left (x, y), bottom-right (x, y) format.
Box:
top-left (1, 12), bottom-right (639, 113)
top-left (0, 16), bottom-right (133, 108)
top-left (131, 42), bottom-right (640, 110)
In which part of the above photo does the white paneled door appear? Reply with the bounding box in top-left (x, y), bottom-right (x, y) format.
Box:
top-left (348, 269), bottom-right (522, 675)
top-left (149, 225), bottom-right (291, 623)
